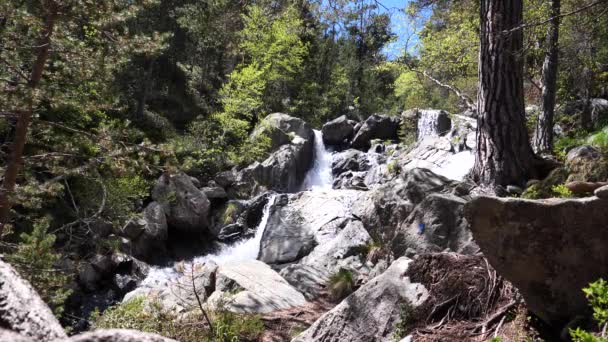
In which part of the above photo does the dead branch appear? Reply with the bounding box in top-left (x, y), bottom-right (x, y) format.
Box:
top-left (191, 265), bottom-right (214, 333)
top-left (411, 68), bottom-right (477, 112)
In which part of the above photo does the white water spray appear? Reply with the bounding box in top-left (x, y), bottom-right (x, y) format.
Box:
top-left (138, 195), bottom-right (277, 289)
top-left (302, 130), bottom-right (333, 191)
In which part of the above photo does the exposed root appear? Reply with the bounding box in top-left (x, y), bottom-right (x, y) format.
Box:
top-left (259, 292), bottom-right (335, 342)
top-left (404, 253), bottom-right (527, 341)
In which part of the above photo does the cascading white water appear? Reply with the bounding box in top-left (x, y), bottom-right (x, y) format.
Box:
top-left (137, 195), bottom-right (277, 289)
top-left (302, 130), bottom-right (333, 190)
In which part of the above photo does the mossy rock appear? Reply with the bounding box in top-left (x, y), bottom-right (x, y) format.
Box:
top-left (522, 167), bottom-right (569, 199)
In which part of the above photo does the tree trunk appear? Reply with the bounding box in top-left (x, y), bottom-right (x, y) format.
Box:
top-left (0, 3), bottom-right (58, 234)
top-left (534, 0), bottom-right (560, 154)
top-left (473, 0), bottom-right (538, 187)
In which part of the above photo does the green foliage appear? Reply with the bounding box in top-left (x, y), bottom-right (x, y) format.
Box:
top-left (521, 185), bottom-right (541, 199)
top-left (93, 296), bottom-right (264, 342)
top-left (328, 268), bottom-right (355, 302)
top-left (570, 279), bottom-right (608, 342)
top-left (551, 184), bottom-right (574, 198)
top-left (391, 304), bottom-right (413, 341)
top-left (222, 203), bottom-right (239, 225)
top-left (387, 161), bottom-right (401, 175)
top-left (7, 217), bottom-right (72, 317)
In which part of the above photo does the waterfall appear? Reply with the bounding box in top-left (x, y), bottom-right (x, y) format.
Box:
top-left (302, 130), bottom-right (333, 190)
top-left (137, 195), bottom-right (277, 289)
top-left (417, 109), bottom-right (451, 140)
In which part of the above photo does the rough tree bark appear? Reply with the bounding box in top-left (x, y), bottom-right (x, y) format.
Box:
top-left (473, 0), bottom-right (539, 187)
top-left (0, 2), bottom-right (58, 235)
top-left (534, 0), bottom-right (561, 154)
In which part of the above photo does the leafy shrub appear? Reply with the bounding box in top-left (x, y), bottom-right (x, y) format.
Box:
top-left (387, 161), bottom-right (401, 175)
top-left (222, 203), bottom-right (239, 225)
top-left (570, 279), bottom-right (608, 342)
top-left (551, 184), bottom-right (574, 198)
top-left (93, 296), bottom-right (264, 342)
top-left (7, 217), bottom-right (72, 317)
top-left (328, 268), bottom-right (355, 302)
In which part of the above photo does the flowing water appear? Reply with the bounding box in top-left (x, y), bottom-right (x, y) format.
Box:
top-left (135, 130), bottom-right (335, 292)
top-left (137, 194), bottom-right (277, 289)
top-left (302, 130), bottom-right (333, 190)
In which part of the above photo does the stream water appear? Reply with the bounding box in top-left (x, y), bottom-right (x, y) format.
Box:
top-left (135, 130), bottom-right (334, 290)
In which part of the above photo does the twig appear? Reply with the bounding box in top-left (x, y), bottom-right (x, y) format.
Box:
top-left (191, 265), bottom-right (214, 334)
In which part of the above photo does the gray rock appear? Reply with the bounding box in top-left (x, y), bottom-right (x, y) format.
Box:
top-left (0, 329), bottom-right (35, 342)
top-left (292, 257), bottom-right (428, 342)
top-left (207, 260), bottom-right (307, 313)
top-left (90, 254), bottom-right (114, 276)
top-left (322, 115), bottom-right (355, 145)
top-left (351, 114), bottom-right (400, 150)
top-left (78, 263), bottom-right (101, 291)
top-left (89, 220), bottom-right (113, 238)
top-left (565, 145), bottom-right (608, 182)
top-left (259, 190), bottom-right (363, 264)
top-left (235, 136), bottom-right (313, 197)
top-left (256, 113), bottom-right (315, 142)
top-left (391, 193), bottom-right (476, 256)
top-left (280, 220), bottom-right (372, 299)
top-left (331, 149), bottom-right (371, 176)
top-left (132, 202), bottom-right (168, 259)
top-left (201, 186), bottom-right (227, 199)
top-left (152, 172), bottom-right (210, 232)
top-left (595, 185), bottom-right (608, 198)
top-left (112, 274), bottom-right (138, 295)
top-left (214, 170), bottom-right (236, 188)
top-left (465, 196), bottom-right (608, 326)
top-left (70, 329), bottom-right (177, 342)
top-left (0, 259), bottom-right (67, 341)
top-left (506, 185), bottom-right (524, 195)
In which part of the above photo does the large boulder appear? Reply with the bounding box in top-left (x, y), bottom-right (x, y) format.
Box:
top-left (565, 145), bottom-right (608, 183)
top-left (206, 260), bottom-right (307, 313)
top-left (259, 190), bottom-right (364, 264)
top-left (292, 257), bottom-right (429, 342)
top-left (465, 195), bottom-right (608, 326)
top-left (152, 172), bottom-right (210, 233)
top-left (352, 168), bottom-right (476, 258)
top-left (0, 259), bottom-right (67, 341)
top-left (255, 113), bottom-right (315, 142)
top-left (130, 202), bottom-right (168, 259)
top-left (70, 329), bottom-right (177, 342)
top-left (280, 220), bottom-right (372, 299)
top-left (235, 115), bottom-right (315, 197)
top-left (351, 114), bottom-right (400, 150)
top-left (322, 115), bottom-right (355, 146)
top-left (391, 193), bottom-right (477, 256)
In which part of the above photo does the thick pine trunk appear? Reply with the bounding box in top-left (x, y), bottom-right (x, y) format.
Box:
top-left (473, 0), bottom-right (538, 187)
top-left (534, 0), bottom-right (560, 154)
top-left (0, 4), bottom-right (58, 234)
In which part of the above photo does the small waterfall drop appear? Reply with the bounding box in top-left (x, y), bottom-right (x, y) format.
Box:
top-left (138, 195), bottom-right (277, 289)
top-left (302, 130), bottom-right (333, 190)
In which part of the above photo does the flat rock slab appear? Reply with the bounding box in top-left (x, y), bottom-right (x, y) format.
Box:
top-left (465, 196), bottom-right (608, 326)
top-left (207, 260), bottom-right (307, 313)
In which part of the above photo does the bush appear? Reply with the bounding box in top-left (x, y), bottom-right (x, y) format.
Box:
top-left (570, 279), bottom-right (608, 342)
top-left (328, 268), bottom-right (355, 302)
top-left (551, 184), bottom-right (574, 198)
top-left (6, 217), bottom-right (72, 317)
top-left (93, 296), bottom-right (264, 342)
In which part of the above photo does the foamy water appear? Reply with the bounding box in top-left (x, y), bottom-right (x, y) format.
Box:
top-left (302, 130), bottom-right (333, 191)
top-left (136, 195), bottom-right (277, 289)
